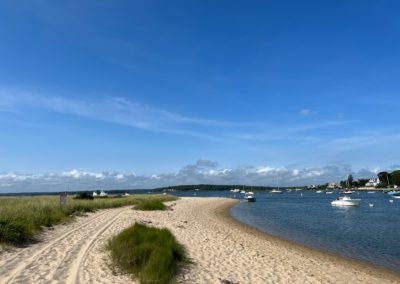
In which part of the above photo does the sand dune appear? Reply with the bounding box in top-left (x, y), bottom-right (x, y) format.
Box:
top-left (0, 197), bottom-right (399, 283)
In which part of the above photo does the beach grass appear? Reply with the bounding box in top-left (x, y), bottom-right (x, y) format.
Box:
top-left (107, 223), bottom-right (186, 284)
top-left (134, 199), bottom-right (167, 211)
top-left (0, 194), bottom-right (176, 245)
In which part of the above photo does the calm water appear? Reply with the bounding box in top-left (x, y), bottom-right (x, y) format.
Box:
top-left (171, 190), bottom-right (400, 272)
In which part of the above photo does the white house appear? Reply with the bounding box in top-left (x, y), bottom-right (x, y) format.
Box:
top-left (365, 178), bottom-right (380, 187)
top-left (327, 182), bottom-right (338, 189)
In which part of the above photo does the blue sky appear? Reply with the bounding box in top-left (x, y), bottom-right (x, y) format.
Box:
top-left (0, 1), bottom-right (399, 191)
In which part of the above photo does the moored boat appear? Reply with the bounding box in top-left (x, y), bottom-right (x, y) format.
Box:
top-left (331, 195), bottom-right (361, 206)
top-left (244, 192), bottom-right (256, 202)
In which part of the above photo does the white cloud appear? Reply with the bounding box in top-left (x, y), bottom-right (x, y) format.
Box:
top-left (0, 162), bottom-right (384, 193)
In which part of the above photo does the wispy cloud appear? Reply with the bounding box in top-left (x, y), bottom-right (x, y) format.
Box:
top-left (299, 109), bottom-right (314, 116)
top-left (0, 88), bottom-right (232, 140)
top-left (0, 88), bottom-right (355, 143)
top-left (320, 132), bottom-right (400, 152)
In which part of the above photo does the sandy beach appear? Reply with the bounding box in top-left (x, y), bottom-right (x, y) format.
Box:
top-left (0, 197), bottom-right (399, 283)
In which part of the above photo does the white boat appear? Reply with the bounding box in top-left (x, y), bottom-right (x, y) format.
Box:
top-left (331, 196), bottom-right (361, 206)
top-left (124, 192), bottom-right (130, 196)
top-left (240, 190), bottom-right (246, 194)
top-left (325, 191), bottom-right (333, 194)
top-left (316, 190), bottom-right (322, 193)
top-left (271, 189), bottom-right (282, 194)
top-left (342, 190), bottom-right (354, 194)
top-left (244, 192), bottom-right (256, 202)
top-left (92, 191), bottom-right (98, 197)
top-left (99, 190), bottom-right (108, 197)
top-left (231, 188), bottom-right (240, 193)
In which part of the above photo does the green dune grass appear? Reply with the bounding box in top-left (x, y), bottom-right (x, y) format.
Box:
top-left (0, 194), bottom-right (176, 245)
top-left (107, 223), bottom-right (186, 284)
top-left (134, 199), bottom-right (167, 211)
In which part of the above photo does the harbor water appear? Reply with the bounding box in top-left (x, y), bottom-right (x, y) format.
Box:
top-left (172, 190), bottom-right (400, 272)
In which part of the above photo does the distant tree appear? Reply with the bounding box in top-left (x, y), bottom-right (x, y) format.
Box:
top-left (347, 175), bottom-right (354, 188)
top-left (357, 179), bottom-right (369, 187)
top-left (391, 170), bottom-right (400, 186)
top-left (340, 180), bottom-right (346, 188)
top-left (378, 171), bottom-right (391, 187)
top-left (74, 192), bottom-right (94, 200)
top-left (352, 180), bottom-right (360, 188)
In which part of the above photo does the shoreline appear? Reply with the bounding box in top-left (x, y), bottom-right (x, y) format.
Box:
top-left (217, 198), bottom-right (400, 280)
top-left (1, 197), bottom-right (399, 283)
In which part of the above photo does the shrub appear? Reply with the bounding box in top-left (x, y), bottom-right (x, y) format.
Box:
top-left (107, 223), bottom-right (186, 284)
top-left (74, 192), bottom-right (94, 200)
top-left (134, 200), bottom-right (167, 211)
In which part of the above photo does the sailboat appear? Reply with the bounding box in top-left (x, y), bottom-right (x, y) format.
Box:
top-left (271, 179), bottom-right (282, 194)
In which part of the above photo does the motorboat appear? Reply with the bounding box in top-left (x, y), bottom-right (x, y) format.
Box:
top-left (271, 189), bottom-right (282, 194)
top-left (331, 196), bottom-right (361, 206)
top-left (316, 190), bottom-right (322, 193)
top-left (244, 192), bottom-right (256, 202)
top-left (325, 191), bottom-right (333, 194)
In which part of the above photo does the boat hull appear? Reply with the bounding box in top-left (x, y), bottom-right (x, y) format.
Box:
top-left (331, 199), bottom-right (361, 206)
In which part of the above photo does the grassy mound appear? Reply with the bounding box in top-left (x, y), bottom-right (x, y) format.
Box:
top-left (134, 200), bottom-right (167, 211)
top-left (107, 223), bottom-right (186, 284)
top-left (0, 194), bottom-right (176, 245)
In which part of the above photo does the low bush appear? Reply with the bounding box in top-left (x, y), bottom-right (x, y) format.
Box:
top-left (134, 200), bottom-right (167, 211)
top-left (74, 192), bottom-right (94, 200)
top-left (107, 223), bottom-right (186, 284)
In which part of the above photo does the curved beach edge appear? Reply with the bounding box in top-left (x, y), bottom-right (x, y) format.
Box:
top-left (0, 196), bottom-right (398, 283)
top-left (214, 197), bottom-right (400, 283)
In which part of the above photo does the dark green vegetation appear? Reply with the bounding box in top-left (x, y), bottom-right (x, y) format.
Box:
top-left (74, 192), bottom-right (94, 200)
top-left (107, 223), bottom-right (186, 284)
top-left (134, 200), bottom-right (167, 211)
top-left (337, 170), bottom-right (400, 188)
top-left (154, 184), bottom-right (277, 192)
top-left (0, 194), bottom-right (176, 246)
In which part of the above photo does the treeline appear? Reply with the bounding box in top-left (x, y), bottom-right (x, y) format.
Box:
top-left (153, 184), bottom-right (276, 192)
top-left (339, 170), bottom-right (400, 188)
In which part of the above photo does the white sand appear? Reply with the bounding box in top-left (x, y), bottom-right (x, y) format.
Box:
top-left (0, 197), bottom-right (399, 283)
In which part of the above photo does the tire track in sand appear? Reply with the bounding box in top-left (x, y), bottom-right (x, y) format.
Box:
top-left (0, 207), bottom-right (129, 284)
